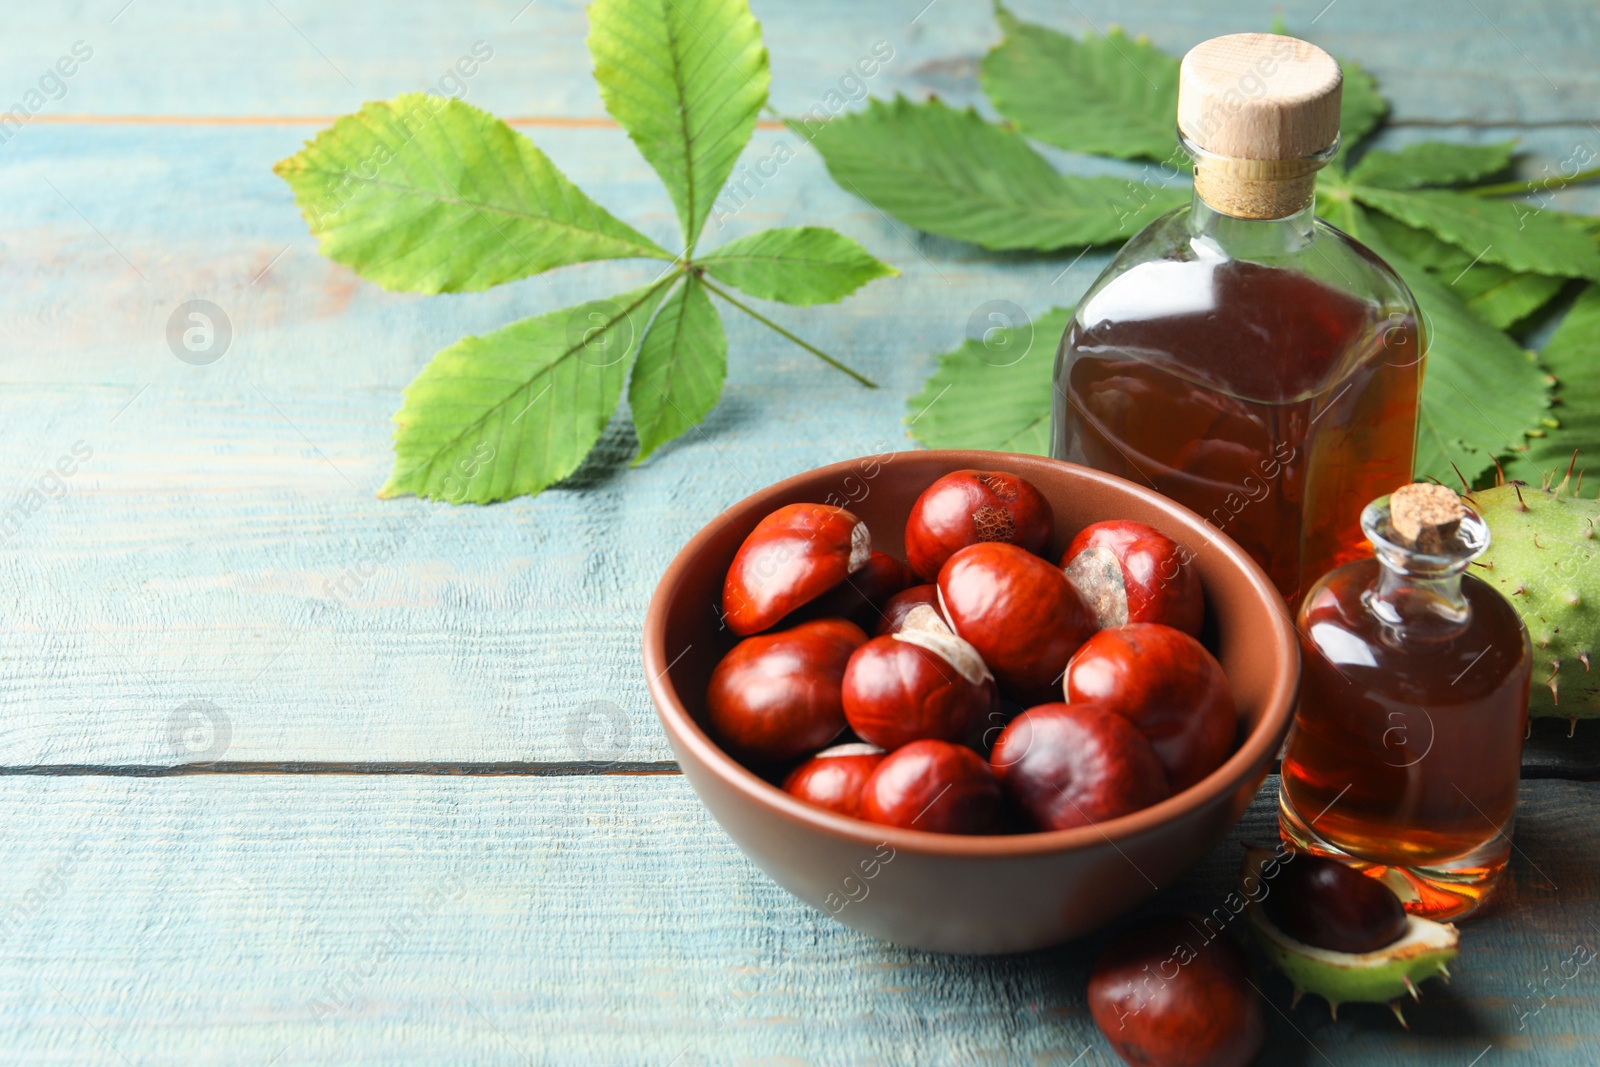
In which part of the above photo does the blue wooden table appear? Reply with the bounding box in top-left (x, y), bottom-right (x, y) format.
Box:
top-left (3, 1), bottom-right (1598, 1063)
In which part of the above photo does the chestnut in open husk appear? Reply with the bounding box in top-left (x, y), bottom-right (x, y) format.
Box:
top-left (1088, 914), bottom-right (1265, 1067)
top-left (1241, 846), bottom-right (1460, 1024)
top-left (1262, 851), bottom-right (1408, 955)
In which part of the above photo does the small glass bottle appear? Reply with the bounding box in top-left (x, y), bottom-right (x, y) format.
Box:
top-left (1053, 34), bottom-right (1423, 601)
top-left (1280, 483), bottom-right (1531, 920)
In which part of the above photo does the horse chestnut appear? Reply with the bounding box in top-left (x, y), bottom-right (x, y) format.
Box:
top-left (1089, 914), bottom-right (1265, 1067)
top-left (938, 542), bottom-right (1096, 700)
top-left (859, 740), bottom-right (1002, 834)
top-left (990, 703), bottom-right (1169, 831)
top-left (782, 742), bottom-right (887, 818)
top-left (842, 609), bottom-right (994, 750)
top-left (1064, 624), bottom-right (1236, 793)
top-left (1262, 852), bottom-right (1408, 954)
top-left (1062, 520), bottom-right (1203, 636)
top-left (791, 551), bottom-right (916, 629)
top-left (706, 618), bottom-right (867, 762)
top-left (722, 503), bottom-right (871, 635)
top-left (904, 470), bottom-right (1053, 581)
top-left (875, 584), bottom-right (943, 636)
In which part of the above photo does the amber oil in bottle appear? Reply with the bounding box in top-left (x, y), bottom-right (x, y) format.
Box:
top-left (1280, 484), bottom-right (1531, 920)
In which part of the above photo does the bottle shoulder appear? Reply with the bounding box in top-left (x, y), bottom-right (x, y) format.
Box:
top-left (1062, 205), bottom-right (1422, 403)
top-left (1298, 562), bottom-right (1532, 696)
top-left (1078, 205), bottom-right (1419, 320)
top-left (1309, 214), bottom-right (1423, 317)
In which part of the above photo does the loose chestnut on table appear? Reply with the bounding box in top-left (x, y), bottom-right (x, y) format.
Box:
top-left (843, 605), bottom-right (994, 750)
top-left (905, 469), bottom-right (1053, 580)
top-left (706, 618), bottom-right (867, 763)
top-left (1089, 914), bottom-right (1266, 1067)
top-left (990, 702), bottom-right (1169, 831)
top-left (722, 503), bottom-right (871, 635)
top-left (1065, 623), bottom-right (1237, 793)
top-left (782, 742), bottom-right (887, 819)
top-left (859, 739), bottom-right (1002, 834)
top-left (1063, 519), bottom-right (1204, 636)
top-left (938, 541), bottom-right (1096, 700)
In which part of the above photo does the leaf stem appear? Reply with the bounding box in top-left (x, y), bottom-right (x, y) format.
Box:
top-left (1467, 166), bottom-right (1600, 198)
top-left (699, 277), bottom-right (878, 388)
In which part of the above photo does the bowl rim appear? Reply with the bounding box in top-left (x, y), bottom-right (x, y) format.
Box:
top-left (644, 449), bottom-right (1301, 858)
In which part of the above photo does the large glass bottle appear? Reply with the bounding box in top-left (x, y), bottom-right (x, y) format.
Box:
top-left (1053, 34), bottom-right (1423, 601)
top-left (1280, 484), bottom-right (1531, 920)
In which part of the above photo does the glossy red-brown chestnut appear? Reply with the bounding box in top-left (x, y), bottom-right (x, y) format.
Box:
top-left (875, 584), bottom-right (943, 636)
top-left (842, 613), bottom-right (994, 750)
top-left (1062, 520), bottom-right (1204, 636)
top-left (705, 618), bottom-right (867, 762)
top-left (791, 551), bottom-right (916, 629)
top-left (782, 742), bottom-right (887, 818)
top-left (1064, 624), bottom-right (1237, 793)
top-left (859, 739), bottom-right (1002, 834)
top-left (722, 503), bottom-right (871, 635)
top-left (1089, 914), bottom-right (1265, 1067)
top-left (990, 703), bottom-right (1169, 831)
top-left (1262, 852), bottom-right (1408, 954)
top-left (938, 542), bottom-right (1096, 700)
top-left (904, 469), bottom-right (1053, 581)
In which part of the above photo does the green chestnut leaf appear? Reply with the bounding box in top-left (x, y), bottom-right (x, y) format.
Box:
top-left (274, 94), bottom-right (671, 293)
top-left (381, 282), bottom-right (672, 503)
top-left (588, 0), bottom-right (770, 251)
top-left (699, 227), bottom-right (898, 306)
top-left (629, 274), bottom-right (728, 464)
top-left (276, 0), bottom-right (892, 504)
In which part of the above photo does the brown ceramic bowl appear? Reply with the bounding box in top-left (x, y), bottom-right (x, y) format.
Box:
top-left (644, 450), bottom-right (1298, 954)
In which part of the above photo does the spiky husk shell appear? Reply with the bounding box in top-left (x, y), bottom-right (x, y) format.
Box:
top-left (1472, 476), bottom-right (1600, 722)
top-left (1241, 848), bottom-right (1459, 1023)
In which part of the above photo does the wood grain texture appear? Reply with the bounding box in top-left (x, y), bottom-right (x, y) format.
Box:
top-left (4, 2), bottom-right (1600, 1061)
top-left (0, 774), bottom-right (1594, 1065)
top-left (1, 121), bottom-right (1597, 766)
top-left (1524, 719), bottom-right (1600, 781)
top-left (2, 0), bottom-right (1598, 124)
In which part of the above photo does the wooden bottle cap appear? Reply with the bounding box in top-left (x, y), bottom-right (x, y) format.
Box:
top-left (1390, 483), bottom-right (1465, 554)
top-left (1177, 33), bottom-right (1343, 219)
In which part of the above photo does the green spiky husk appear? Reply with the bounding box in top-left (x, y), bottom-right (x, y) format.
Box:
top-left (1241, 848), bottom-right (1459, 1020)
top-left (1246, 907), bottom-right (1458, 1017)
top-left (1472, 475), bottom-right (1600, 721)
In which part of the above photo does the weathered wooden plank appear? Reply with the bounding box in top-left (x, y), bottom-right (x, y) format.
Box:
top-left (2, 0), bottom-right (1597, 125)
top-left (1524, 719), bottom-right (1600, 781)
top-left (2, 121), bottom-right (1598, 766)
top-left (0, 774), bottom-right (1592, 1064)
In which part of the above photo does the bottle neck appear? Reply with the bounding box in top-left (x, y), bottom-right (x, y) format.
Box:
top-left (1356, 497), bottom-right (1490, 643)
top-left (1188, 186), bottom-right (1318, 256)
top-left (1180, 132), bottom-right (1334, 246)
top-left (1366, 554), bottom-right (1472, 641)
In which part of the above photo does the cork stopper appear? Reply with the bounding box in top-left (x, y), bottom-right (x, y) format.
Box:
top-left (1390, 483), bottom-right (1465, 554)
top-left (1178, 33), bottom-right (1343, 219)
